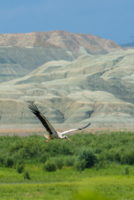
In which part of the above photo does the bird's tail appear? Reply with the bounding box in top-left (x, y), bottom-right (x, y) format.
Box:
top-left (28, 102), bottom-right (40, 115)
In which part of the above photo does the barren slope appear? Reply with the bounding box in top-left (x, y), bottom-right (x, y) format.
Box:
top-left (0, 31), bottom-right (122, 54)
top-left (0, 49), bottom-right (134, 124)
top-left (0, 31), bottom-right (123, 84)
top-left (0, 46), bottom-right (73, 83)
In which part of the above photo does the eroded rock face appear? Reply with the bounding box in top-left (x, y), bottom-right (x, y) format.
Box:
top-left (0, 31), bottom-right (122, 54)
top-left (0, 49), bottom-right (134, 124)
top-left (0, 46), bottom-right (73, 83)
top-left (0, 31), bottom-right (123, 84)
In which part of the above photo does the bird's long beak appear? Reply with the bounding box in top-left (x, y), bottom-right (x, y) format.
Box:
top-left (66, 137), bottom-right (72, 142)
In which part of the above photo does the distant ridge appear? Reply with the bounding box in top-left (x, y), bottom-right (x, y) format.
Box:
top-left (0, 30), bottom-right (123, 55)
top-left (0, 31), bottom-right (124, 83)
top-left (121, 42), bottom-right (134, 47)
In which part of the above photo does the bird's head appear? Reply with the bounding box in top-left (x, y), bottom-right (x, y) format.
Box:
top-left (64, 135), bottom-right (72, 142)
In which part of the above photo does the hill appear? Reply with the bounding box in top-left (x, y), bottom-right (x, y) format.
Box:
top-left (0, 31), bottom-right (123, 84)
top-left (0, 31), bottom-right (122, 54)
top-left (0, 49), bottom-right (134, 125)
top-left (0, 46), bottom-right (73, 83)
top-left (121, 42), bottom-right (134, 47)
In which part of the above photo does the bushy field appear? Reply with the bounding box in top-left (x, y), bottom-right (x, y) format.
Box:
top-left (0, 131), bottom-right (134, 199)
top-left (0, 131), bottom-right (134, 170)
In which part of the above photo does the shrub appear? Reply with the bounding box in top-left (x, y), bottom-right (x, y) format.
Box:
top-left (98, 150), bottom-right (116, 162)
top-left (64, 156), bottom-right (75, 167)
top-left (59, 142), bottom-right (74, 155)
top-left (0, 156), bottom-right (4, 166)
top-left (114, 151), bottom-right (120, 162)
top-left (23, 171), bottom-right (30, 180)
top-left (94, 147), bottom-right (102, 154)
top-left (16, 163), bottom-right (25, 173)
top-left (43, 161), bottom-right (57, 172)
top-left (4, 157), bottom-right (14, 168)
top-left (77, 149), bottom-right (97, 168)
top-left (95, 160), bottom-right (107, 170)
top-left (74, 159), bottom-right (86, 172)
top-left (9, 140), bottom-right (23, 153)
top-left (39, 153), bottom-right (49, 163)
top-left (45, 140), bottom-right (73, 156)
top-left (125, 166), bottom-right (129, 175)
top-left (120, 150), bottom-right (134, 165)
top-left (53, 157), bottom-right (64, 169)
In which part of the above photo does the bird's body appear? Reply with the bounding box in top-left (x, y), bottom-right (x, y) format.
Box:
top-left (28, 102), bottom-right (91, 142)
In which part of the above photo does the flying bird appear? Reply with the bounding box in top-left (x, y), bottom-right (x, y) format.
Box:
top-left (28, 102), bottom-right (91, 143)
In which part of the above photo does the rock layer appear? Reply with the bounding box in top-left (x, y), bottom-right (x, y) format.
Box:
top-left (0, 49), bottom-right (134, 124)
top-left (0, 31), bottom-right (123, 84)
top-left (0, 31), bottom-right (122, 54)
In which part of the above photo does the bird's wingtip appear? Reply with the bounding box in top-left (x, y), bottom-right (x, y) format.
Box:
top-left (78, 122), bottom-right (91, 130)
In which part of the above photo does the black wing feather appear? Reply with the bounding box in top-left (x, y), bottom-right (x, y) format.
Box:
top-left (78, 122), bottom-right (91, 130)
top-left (28, 102), bottom-right (56, 135)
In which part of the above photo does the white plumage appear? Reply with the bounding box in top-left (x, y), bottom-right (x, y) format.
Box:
top-left (28, 102), bottom-right (91, 143)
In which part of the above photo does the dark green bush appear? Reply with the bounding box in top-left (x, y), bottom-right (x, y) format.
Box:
top-left (100, 151), bottom-right (111, 162)
top-left (43, 161), bottom-right (57, 172)
top-left (23, 171), bottom-right (30, 180)
top-left (16, 163), bottom-right (25, 173)
top-left (39, 153), bottom-right (49, 163)
top-left (64, 156), bottom-right (75, 167)
top-left (105, 143), bottom-right (112, 150)
top-left (0, 155), bottom-right (4, 166)
top-left (125, 166), bottom-right (129, 175)
top-left (59, 142), bottom-right (74, 155)
top-left (9, 140), bottom-right (23, 153)
top-left (120, 150), bottom-right (134, 165)
top-left (4, 157), bottom-right (14, 168)
top-left (77, 149), bottom-right (97, 168)
top-left (1, 132), bottom-right (134, 167)
top-left (94, 147), bottom-right (102, 154)
top-left (74, 159), bottom-right (86, 172)
top-left (53, 157), bottom-right (64, 169)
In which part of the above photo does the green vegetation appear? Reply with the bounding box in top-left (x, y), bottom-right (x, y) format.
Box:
top-left (53, 157), bottom-right (64, 169)
top-left (1, 131), bottom-right (134, 168)
top-left (0, 131), bottom-right (134, 199)
top-left (77, 148), bottom-right (98, 168)
top-left (23, 170), bottom-right (30, 180)
top-left (43, 161), bottom-right (57, 172)
top-left (16, 163), bottom-right (24, 173)
top-left (74, 159), bottom-right (86, 172)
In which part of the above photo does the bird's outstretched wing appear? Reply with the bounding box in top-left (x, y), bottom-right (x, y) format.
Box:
top-left (61, 122), bottom-right (91, 135)
top-left (28, 102), bottom-right (57, 136)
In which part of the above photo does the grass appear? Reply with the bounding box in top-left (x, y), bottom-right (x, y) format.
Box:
top-left (0, 163), bottom-right (132, 183)
top-left (0, 175), bottom-right (134, 199)
top-left (0, 131), bottom-right (134, 199)
top-left (0, 164), bottom-right (134, 199)
top-left (0, 182), bottom-right (76, 200)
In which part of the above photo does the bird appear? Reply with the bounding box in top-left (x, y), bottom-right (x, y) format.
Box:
top-left (28, 102), bottom-right (91, 143)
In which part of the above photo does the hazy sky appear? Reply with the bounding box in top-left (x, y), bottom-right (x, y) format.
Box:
top-left (0, 0), bottom-right (134, 44)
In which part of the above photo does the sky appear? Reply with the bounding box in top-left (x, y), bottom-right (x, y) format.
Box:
top-left (0, 0), bottom-right (134, 44)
